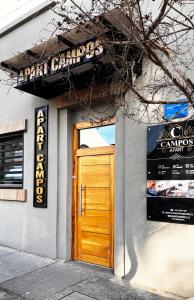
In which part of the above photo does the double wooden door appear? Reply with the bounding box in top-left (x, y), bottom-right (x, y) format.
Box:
top-left (73, 147), bottom-right (114, 268)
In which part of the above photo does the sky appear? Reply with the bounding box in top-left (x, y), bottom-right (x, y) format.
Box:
top-left (0, 0), bottom-right (46, 29)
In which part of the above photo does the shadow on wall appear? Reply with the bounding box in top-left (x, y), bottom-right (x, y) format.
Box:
top-left (123, 223), bottom-right (138, 281)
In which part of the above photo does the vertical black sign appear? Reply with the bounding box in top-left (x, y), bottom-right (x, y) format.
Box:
top-left (33, 106), bottom-right (48, 208)
top-left (147, 120), bottom-right (194, 224)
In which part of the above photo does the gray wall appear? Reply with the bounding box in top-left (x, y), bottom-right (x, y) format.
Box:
top-left (119, 89), bottom-right (194, 298)
top-left (57, 109), bottom-right (73, 261)
top-left (0, 6), bottom-right (60, 259)
top-left (0, 7), bottom-right (55, 61)
top-left (1, 3), bottom-right (194, 299)
top-left (0, 74), bottom-right (58, 258)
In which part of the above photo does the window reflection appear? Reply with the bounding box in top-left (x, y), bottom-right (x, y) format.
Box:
top-left (0, 135), bottom-right (23, 188)
top-left (79, 124), bottom-right (115, 149)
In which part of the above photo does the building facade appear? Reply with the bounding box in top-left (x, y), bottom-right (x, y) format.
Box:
top-left (0, 1), bottom-right (194, 298)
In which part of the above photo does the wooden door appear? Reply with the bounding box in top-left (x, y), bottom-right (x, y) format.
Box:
top-left (73, 148), bottom-right (114, 268)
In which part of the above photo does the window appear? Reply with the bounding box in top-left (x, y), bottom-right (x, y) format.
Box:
top-left (78, 124), bottom-right (115, 148)
top-left (0, 133), bottom-right (23, 188)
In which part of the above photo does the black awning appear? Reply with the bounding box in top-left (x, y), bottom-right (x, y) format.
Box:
top-left (1, 8), bottom-right (127, 72)
top-left (15, 59), bottom-right (116, 99)
top-left (1, 8), bottom-right (142, 101)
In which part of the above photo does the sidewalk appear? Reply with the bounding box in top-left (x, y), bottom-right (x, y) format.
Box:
top-left (0, 245), bottom-right (178, 300)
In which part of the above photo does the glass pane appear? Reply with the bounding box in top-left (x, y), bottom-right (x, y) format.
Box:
top-left (0, 134), bottom-right (23, 188)
top-left (79, 124), bottom-right (115, 149)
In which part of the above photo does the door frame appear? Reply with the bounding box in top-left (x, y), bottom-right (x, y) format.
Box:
top-left (72, 120), bottom-right (115, 267)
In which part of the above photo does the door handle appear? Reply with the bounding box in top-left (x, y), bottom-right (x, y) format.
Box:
top-left (79, 184), bottom-right (85, 216)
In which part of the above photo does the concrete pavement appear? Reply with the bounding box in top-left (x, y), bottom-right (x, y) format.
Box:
top-left (0, 245), bottom-right (181, 300)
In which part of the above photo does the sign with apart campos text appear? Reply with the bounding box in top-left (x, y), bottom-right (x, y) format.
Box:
top-left (147, 120), bottom-right (194, 224)
top-left (34, 106), bottom-right (48, 208)
top-left (18, 39), bottom-right (103, 83)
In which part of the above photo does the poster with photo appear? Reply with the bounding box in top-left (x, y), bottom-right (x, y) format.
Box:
top-left (147, 121), bottom-right (194, 224)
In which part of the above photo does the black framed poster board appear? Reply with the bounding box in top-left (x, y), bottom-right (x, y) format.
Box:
top-left (147, 120), bottom-right (194, 224)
